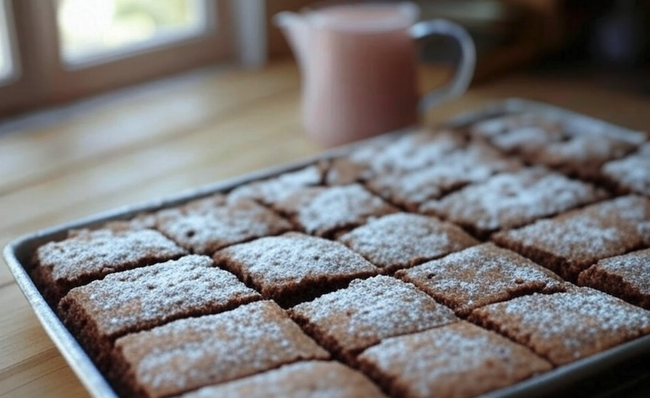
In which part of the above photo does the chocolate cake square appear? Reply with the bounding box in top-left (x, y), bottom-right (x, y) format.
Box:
top-left (338, 213), bottom-right (478, 272)
top-left (289, 276), bottom-right (457, 364)
top-left (213, 232), bottom-right (378, 306)
top-left (602, 143), bottom-right (650, 196)
top-left (357, 322), bottom-right (552, 398)
top-left (469, 287), bottom-right (650, 366)
top-left (31, 228), bottom-right (186, 306)
top-left (366, 142), bottom-right (518, 210)
top-left (578, 249), bottom-right (650, 310)
top-left (396, 243), bottom-right (564, 316)
top-left (180, 361), bottom-right (388, 398)
top-left (273, 184), bottom-right (398, 237)
top-left (471, 113), bottom-right (645, 180)
top-left (155, 195), bottom-right (292, 254)
top-left (422, 167), bottom-right (607, 237)
top-left (111, 300), bottom-right (329, 398)
top-left (228, 163), bottom-right (325, 205)
top-left (58, 255), bottom-right (261, 370)
top-left (493, 195), bottom-right (650, 281)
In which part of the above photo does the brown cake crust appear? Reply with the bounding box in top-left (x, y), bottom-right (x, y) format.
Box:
top-left (31, 228), bottom-right (186, 306)
top-left (396, 243), bottom-right (565, 316)
top-left (578, 249), bottom-right (650, 310)
top-left (289, 276), bottom-right (457, 364)
top-left (469, 287), bottom-right (650, 366)
top-left (357, 322), bottom-right (552, 398)
top-left (214, 232), bottom-right (378, 306)
top-left (338, 213), bottom-right (478, 273)
top-left (180, 361), bottom-right (388, 398)
top-left (111, 300), bottom-right (329, 398)
top-left (57, 255), bottom-right (261, 372)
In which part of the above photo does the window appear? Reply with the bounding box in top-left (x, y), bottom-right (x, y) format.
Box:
top-left (0, 0), bottom-right (16, 84)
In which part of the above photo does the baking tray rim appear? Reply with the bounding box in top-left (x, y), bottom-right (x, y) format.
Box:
top-left (4, 97), bottom-right (649, 398)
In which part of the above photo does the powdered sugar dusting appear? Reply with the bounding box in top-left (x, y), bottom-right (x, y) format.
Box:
top-left (116, 301), bottom-right (329, 397)
top-left (66, 255), bottom-right (260, 337)
top-left (603, 143), bottom-right (650, 196)
top-left (472, 288), bottom-right (650, 365)
top-left (291, 276), bottom-right (457, 356)
top-left (591, 249), bottom-right (650, 295)
top-left (423, 168), bottom-right (605, 234)
top-left (37, 228), bottom-right (186, 282)
top-left (338, 213), bottom-right (477, 270)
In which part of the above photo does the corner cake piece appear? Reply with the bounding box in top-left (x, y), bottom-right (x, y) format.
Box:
top-left (181, 361), bottom-right (388, 398)
top-left (366, 142), bottom-right (519, 210)
top-left (397, 243), bottom-right (564, 316)
top-left (493, 195), bottom-right (650, 281)
top-left (289, 276), bottom-right (457, 364)
top-left (31, 228), bottom-right (186, 305)
top-left (326, 129), bottom-right (465, 185)
top-left (58, 255), bottom-right (261, 370)
top-left (338, 213), bottom-right (478, 272)
top-left (422, 167), bottom-right (607, 237)
top-left (357, 322), bottom-right (551, 398)
top-left (471, 113), bottom-right (645, 180)
top-left (578, 249), bottom-right (650, 310)
top-left (469, 287), bottom-right (650, 366)
top-left (111, 300), bottom-right (329, 398)
top-left (228, 163), bottom-right (325, 205)
top-left (155, 194), bottom-right (292, 254)
top-left (273, 184), bottom-right (397, 237)
top-left (213, 232), bottom-right (378, 306)
top-left (602, 143), bottom-right (650, 196)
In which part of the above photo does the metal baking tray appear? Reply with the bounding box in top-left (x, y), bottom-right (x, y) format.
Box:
top-left (4, 98), bottom-right (650, 398)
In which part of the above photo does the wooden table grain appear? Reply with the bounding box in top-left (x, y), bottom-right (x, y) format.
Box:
top-left (1, 60), bottom-right (650, 398)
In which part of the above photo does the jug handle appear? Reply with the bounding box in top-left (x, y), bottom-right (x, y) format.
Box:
top-left (410, 19), bottom-right (476, 113)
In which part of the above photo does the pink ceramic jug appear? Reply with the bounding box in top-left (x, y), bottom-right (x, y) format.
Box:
top-left (275, 2), bottom-right (475, 147)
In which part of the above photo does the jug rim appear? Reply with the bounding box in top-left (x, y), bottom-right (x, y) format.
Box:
top-left (303, 1), bottom-right (419, 32)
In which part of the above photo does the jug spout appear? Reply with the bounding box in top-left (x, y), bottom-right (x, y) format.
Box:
top-left (273, 11), bottom-right (310, 69)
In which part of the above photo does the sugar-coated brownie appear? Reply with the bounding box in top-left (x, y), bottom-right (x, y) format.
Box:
top-left (471, 113), bottom-right (646, 180)
top-left (493, 195), bottom-right (650, 281)
top-left (181, 361), bottom-right (388, 398)
top-left (111, 300), bottom-right (329, 398)
top-left (31, 228), bottom-right (186, 306)
top-left (213, 232), bottom-right (378, 306)
top-left (469, 287), bottom-right (650, 366)
top-left (338, 213), bottom-right (478, 272)
top-left (228, 163), bottom-right (325, 205)
top-left (397, 243), bottom-right (564, 316)
top-left (366, 142), bottom-right (518, 210)
top-left (578, 249), bottom-right (650, 310)
top-left (357, 321), bottom-right (552, 398)
top-left (273, 184), bottom-right (398, 237)
top-left (155, 195), bottom-right (292, 254)
top-left (326, 130), bottom-right (465, 185)
top-left (289, 276), bottom-right (457, 364)
top-left (58, 255), bottom-right (261, 370)
top-left (602, 143), bottom-right (650, 196)
top-left (422, 167), bottom-right (607, 237)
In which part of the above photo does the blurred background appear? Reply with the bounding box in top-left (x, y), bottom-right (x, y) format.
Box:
top-left (0, 0), bottom-right (649, 121)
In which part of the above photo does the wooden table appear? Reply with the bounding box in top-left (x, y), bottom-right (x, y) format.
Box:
top-left (1, 60), bottom-right (650, 398)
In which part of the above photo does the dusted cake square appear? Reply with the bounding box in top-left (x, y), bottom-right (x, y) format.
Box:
top-left (181, 361), bottom-right (388, 398)
top-left (578, 249), bottom-right (650, 310)
top-left (155, 195), bottom-right (292, 254)
top-left (338, 213), bottom-right (478, 272)
top-left (602, 143), bottom-right (650, 196)
top-left (357, 322), bottom-right (551, 398)
top-left (469, 287), bottom-right (650, 366)
top-left (422, 167), bottom-right (606, 237)
top-left (289, 276), bottom-right (457, 364)
top-left (214, 232), bottom-right (378, 306)
top-left (31, 227), bottom-right (186, 306)
top-left (397, 243), bottom-right (564, 315)
top-left (58, 255), bottom-right (261, 370)
top-left (493, 195), bottom-right (650, 281)
top-left (111, 300), bottom-right (329, 398)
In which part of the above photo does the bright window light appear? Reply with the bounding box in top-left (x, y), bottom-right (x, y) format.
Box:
top-left (57, 0), bottom-right (210, 66)
top-left (0, 0), bottom-right (15, 84)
